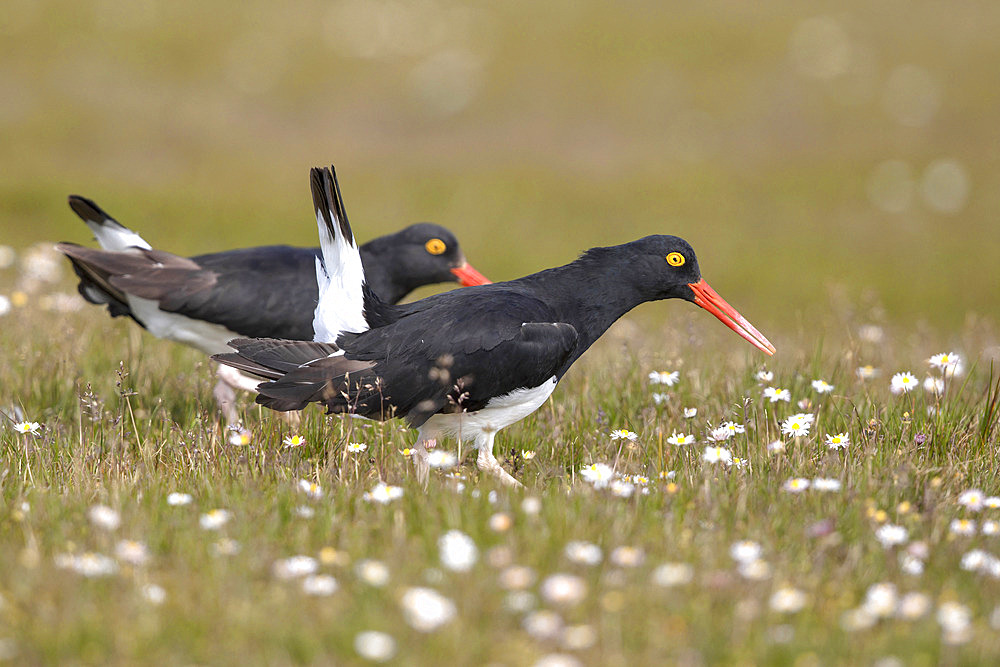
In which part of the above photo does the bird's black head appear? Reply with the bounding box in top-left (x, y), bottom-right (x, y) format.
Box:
top-left (617, 235), bottom-right (775, 356)
top-left (360, 223), bottom-right (491, 303)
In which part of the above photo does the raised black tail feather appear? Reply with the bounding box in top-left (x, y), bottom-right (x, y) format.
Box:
top-left (309, 166), bottom-right (354, 247)
top-left (67, 195), bottom-right (113, 225)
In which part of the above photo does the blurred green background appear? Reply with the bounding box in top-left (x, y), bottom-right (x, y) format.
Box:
top-left (3, 0), bottom-right (999, 332)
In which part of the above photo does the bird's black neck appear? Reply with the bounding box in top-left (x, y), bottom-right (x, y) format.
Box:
top-left (358, 245), bottom-right (410, 304)
top-left (519, 248), bottom-right (653, 374)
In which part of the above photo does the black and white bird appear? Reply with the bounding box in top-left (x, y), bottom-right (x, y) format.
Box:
top-left (56, 193), bottom-right (489, 423)
top-left (215, 166), bottom-right (775, 487)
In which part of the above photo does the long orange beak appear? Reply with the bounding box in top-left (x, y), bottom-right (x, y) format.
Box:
top-left (450, 262), bottom-right (491, 287)
top-left (688, 279), bottom-right (775, 356)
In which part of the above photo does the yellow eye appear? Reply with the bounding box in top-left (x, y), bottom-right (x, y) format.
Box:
top-left (666, 252), bottom-right (685, 267)
top-left (425, 238), bottom-right (446, 255)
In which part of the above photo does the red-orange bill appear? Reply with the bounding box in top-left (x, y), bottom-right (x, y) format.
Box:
top-left (451, 262), bottom-right (491, 287)
top-left (688, 279), bottom-right (775, 356)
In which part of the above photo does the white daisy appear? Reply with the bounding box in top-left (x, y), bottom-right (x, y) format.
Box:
top-left (856, 365), bottom-right (878, 380)
top-left (949, 519), bottom-right (977, 536)
top-left (88, 505), bottom-right (121, 531)
top-left (683, 407), bottom-right (698, 418)
top-left (875, 523), bottom-right (908, 548)
top-left (648, 371), bottom-right (679, 386)
top-left (769, 587), bottom-right (808, 613)
top-left (667, 432), bottom-right (695, 446)
top-left (890, 372), bottom-right (918, 394)
top-left (13, 421), bottom-right (41, 435)
top-left (363, 482), bottom-right (404, 504)
top-left (564, 541), bottom-right (602, 566)
top-left (812, 478), bottom-right (842, 492)
top-left (427, 450), bottom-right (457, 469)
top-left (763, 387), bottom-right (791, 403)
top-left (923, 376), bottom-right (945, 394)
top-left (282, 434), bottom-right (306, 448)
top-left (781, 414), bottom-right (813, 437)
top-left (353, 631), bottom-right (396, 662)
top-left (958, 489), bottom-right (984, 511)
top-left (928, 352), bottom-right (963, 374)
top-left (756, 370), bottom-right (774, 383)
top-left (825, 432), bottom-right (850, 450)
top-left (400, 587), bottom-right (457, 632)
top-left (782, 478), bottom-right (810, 493)
top-left (703, 446), bottom-right (733, 465)
top-left (166, 492), bottom-right (193, 506)
top-left (298, 479), bottom-right (323, 500)
top-left (729, 540), bottom-right (763, 564)
top-left (199, 509), bottom-right (232, 531)
top-left (609, 429), bottom-right (638, 442)
top-left (439, 530), bottom-right (478, 572)
top-left (347, 442), bottom-right (367, 453)
top-left (811, 379), bottom-right (834, 394)
top-left (579, 463), bottom-right (615, 489)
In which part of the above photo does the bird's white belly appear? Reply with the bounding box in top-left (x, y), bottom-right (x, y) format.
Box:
top-left (128, 296), bottom-right (238, 356)
top-left (420, 376), bottom-right (558, 443)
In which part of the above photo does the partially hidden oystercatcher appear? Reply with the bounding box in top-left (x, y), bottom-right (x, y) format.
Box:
top-left (215, 165), bottom-right (775, 487)
top-left (56, 193), bottom-right (490, 423)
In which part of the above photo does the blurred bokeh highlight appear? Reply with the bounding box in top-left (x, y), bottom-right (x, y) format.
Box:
top-left (2, 0), bottom-right (999, 331)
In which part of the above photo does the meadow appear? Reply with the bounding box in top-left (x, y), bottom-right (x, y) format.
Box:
top-left (2, 272), bottom-right (1000, 664)
top-left (4, 0), bottom-right (1000, 664)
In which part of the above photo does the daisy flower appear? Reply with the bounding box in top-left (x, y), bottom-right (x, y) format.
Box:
top-left (703, 446), bottom-right (732, 465)
top-left (142, 583), bottom-right (167, 605)
top-left (580, 463), bottom-right (615, 488)
top-left (648, 371), bottom-right (679, 386)
top-left (958, 489), bottom-right (984, 511)
top-left (856, 365), bottom-right (878, 380)
top-left (825, 433), bottom-right (850, 450)
top-left (782, 478), bottom-right (810, 493)
top-left (282, 434), bottom-right (306, 448)
top-left (540, 574), bottom-right (587, 606)
top-left (400, 587), bottom-right (457, 632)
top-left (811, 379), bottom-right (834, 394)
top-left (114, 539), bottom-right (149, 565)
top-left (730, 540), bottom-right (763, 564)
top-left (769, 587), bottom-right (808, 613)
top-left (756, 370), bottom-right (774, 383)
top-left (298, 479), bottom-right (323, 499)
top-left (199, 509), bottom-right (232, 531)
top-left (227, 427), bottom-right (251, 446)
top-left (303, 574), bottom-right (339, 597)
top-left (346, 442), bottom-right (367, 453)
top-left (763, 387), bottom-right (791, 403)
top-left (13, 421), bottom-right (41, 435)
top-left (929, 352), bottom-right (963, 376)
top-left (356, 559), bottom-right (390, 586)
top-left (652, 393), bottom-right (669, 405)
top-left (166, 492), bottom-right (192, 506)
top-left (890, 372), bottom-right (918, 394)
top-left (399, 448), bottom-right (417, 457)
top-left (683, 407), bottom-right (698, 418)
top-left (985, 497), bottom-right (1000, 509)
top-left (812, 478), bottom-right (842, 492)
top-left (363, 483), bottom-right (404, 504)
top-left (767, 440), bottom-right (785, 453)
top-left (923, 376), bottom-right (945, 394)
top-left (875, 523), bottom-right (908, 548)
top-left (272, 555), bottom-right (319, 579)
top-left (564, 541), bottom-right (602, 566)
top-left (707, 426), bottom-right (732, 442)
top-left (353, 631), bottom-right (396, 662)
top-left (609, 429), bottom-right (638, 442)
top-left (667, 432), bottom-right (695, 446)
top-left (609, 479), bottom-right (635, 498)
top-left (88, 505), bottom-right (121, 531)
top-left (427, 450), bottom-right (457, 469)
top-left (521, 450), bottom-right (536, 460)
top-left (949, 519), bottom-right (977, 536)
top-left (651, 563), bottom-right (693, 587)
top-left (781, 414), bottom-right (813, 437)
top-left (722, 421), bottom-right (746, 436)
top-left (438, 530), bottom-right (478, 572)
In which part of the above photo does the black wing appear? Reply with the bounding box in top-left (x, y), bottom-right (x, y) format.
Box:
top-left (230, 287), bottom-right (579, 426)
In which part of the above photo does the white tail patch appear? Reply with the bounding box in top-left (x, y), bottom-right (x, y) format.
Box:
top-left (86, 218), bottom-right (151, 252)
top-left (311, 205), bottom-right (368, 342)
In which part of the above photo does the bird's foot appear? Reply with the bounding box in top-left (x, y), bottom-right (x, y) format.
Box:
top-left (477, 447), bottom-right (524, 488)
top-left (413, 439), bottom-right (435, 489)
top-left (212, 378), bottom-right (239, 426)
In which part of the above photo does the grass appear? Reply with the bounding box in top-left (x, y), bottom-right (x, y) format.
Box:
top-left (2, 289), bottom-right (1000, 665)
top-left (4, 0), bottom-right (1000, 662)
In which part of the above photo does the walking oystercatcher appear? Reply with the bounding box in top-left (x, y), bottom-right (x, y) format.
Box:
top-left (56, 192), bottom-right (489, 422)
top-left (215, 166), bottom-right (775, 486)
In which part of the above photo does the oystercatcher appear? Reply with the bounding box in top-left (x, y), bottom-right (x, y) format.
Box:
top-left (215, 166), bottom-right (775, 487)
top-left (56, 193), bottom-right (489, 422)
